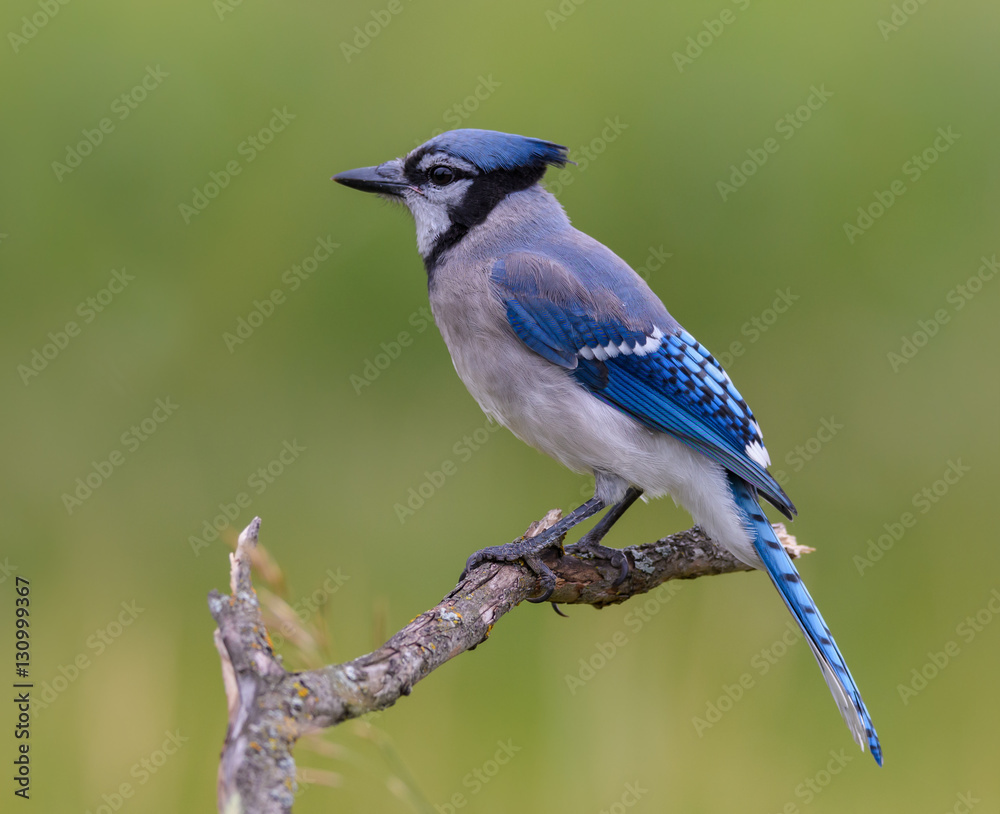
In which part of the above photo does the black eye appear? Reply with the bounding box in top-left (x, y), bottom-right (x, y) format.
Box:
top-left (429, 165), bottom-right (456, 186)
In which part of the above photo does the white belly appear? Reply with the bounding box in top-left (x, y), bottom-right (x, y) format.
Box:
top-left (435, 311), bottom-right (760, 567)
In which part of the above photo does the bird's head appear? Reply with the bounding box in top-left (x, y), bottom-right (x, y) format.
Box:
top-left (334, 129), bottom-right (569, 263)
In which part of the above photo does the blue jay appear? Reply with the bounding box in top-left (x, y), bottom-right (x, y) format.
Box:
top-left (334, 129), bottom-right (882, 765)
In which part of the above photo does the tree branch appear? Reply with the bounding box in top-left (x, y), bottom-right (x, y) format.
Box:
top-left (208, 512), bottom-right (809, 813)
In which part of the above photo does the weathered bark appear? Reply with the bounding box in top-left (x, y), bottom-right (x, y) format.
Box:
top-left (209, 512), bottom-right (808, 813)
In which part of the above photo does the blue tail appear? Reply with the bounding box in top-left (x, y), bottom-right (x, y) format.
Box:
top-left (729, 475), bottom-right (883, 766)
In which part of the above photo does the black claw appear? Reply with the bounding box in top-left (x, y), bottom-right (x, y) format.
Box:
top-left (459, 497), bottom-right (608, 600)
top-left (461, 532), bottom-right (565, 604)
top-left (523, 552), bottom-right (557, 603)
top-left (567, 540), bottom-right (632, 586)
top-left (562, 486), bottom-right (640, 586)
top-left (551, 602), bottom-right (569, 617)
top-left (612, 552), bottom-right (630, 586)
top-left (460, 538), bottom-right (531, 582)
top-left (527, 576), bottom-right (555, 603)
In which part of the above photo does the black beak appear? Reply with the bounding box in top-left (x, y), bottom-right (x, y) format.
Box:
top-left (333, 164), bottom-right (408, 196)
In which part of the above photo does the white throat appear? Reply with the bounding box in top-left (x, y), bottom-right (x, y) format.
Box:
top-left (407, 194), bottom-right (453, 258)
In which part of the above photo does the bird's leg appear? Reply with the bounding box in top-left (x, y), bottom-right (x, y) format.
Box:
top-left (461, 497), bottom-right (606, 602)
top-left (566, 487), bottom-right (643, 586)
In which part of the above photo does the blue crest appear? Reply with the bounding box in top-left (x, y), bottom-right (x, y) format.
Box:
top-left (417, 129), bottom-right (570, 173)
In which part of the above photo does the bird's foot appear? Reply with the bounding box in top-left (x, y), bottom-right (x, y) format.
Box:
top-left (461, 531), bottom-right (562, 603)
top-left (566, 538), bottom-right (631, 586)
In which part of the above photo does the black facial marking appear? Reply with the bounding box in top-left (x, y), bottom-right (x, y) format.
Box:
top-left (424, 164), bottom-right (548, 274)
top-left (403, 147), bottom-right (433, 180)
top-left (424, 222), bottom-right (472, 277)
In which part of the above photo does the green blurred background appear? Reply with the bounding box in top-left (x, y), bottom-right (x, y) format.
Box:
top-left (2, 1), bottom-right (998, 811)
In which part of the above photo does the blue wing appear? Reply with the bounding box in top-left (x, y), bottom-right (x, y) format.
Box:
top-left (492, 251), bottom-right (795, 518)
top-left (493, 251), bottom-right (885, 763)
